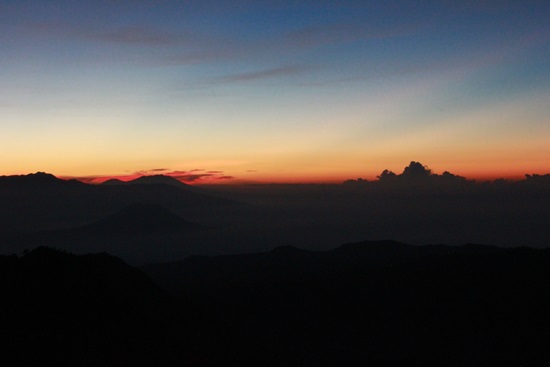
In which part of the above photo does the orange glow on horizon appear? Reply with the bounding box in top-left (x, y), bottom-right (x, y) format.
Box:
top-left (52, 168), bottom-right (547, 186)
top-left (32, 161), bottom-right (550, 185)
top-left (64, 175), bottom-right (143, 185)
top-left (59, 173), bottom-right (234, 185)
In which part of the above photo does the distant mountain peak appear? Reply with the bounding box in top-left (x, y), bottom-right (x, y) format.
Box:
top-left (86, 203), bottom-right (199, 234)
top-left (99, 175), bottom-right (191, 189)
top-left (30, 171), bottom-right (55, 177)
top-left (128, 175), bottom-right (191, 189)
top-left (0, 172), bottom-right (63, 187)
top-left (101, 178), bottom-right (126, 185)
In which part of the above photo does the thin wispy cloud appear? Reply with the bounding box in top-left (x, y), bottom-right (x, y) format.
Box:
top-left (211, 65), bottom-right (313, 84)
top-left (439, 0), bottom-right (520, 12)
top-left (22, 22), bottom-right (201, 47)
top-left (19, 20), bottom-right (252, 70)
top-left (169, 171), bottom-right (234, 183)
top-left (173, 174), bottom-right (235, 182)
top-left (284, 21), bottom-right (425, 49)
top-left (134, 168), bottom-right (170, 175)
top-left (165, 49), bottom-right (235, 65)
top-left (88, 26), bottom-right (194, 46)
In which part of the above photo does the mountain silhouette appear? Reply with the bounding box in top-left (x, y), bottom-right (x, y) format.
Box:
top-left (0, 247), bottom-right (223, 366)
top-left (0, 171), bottom-right (84, 188)
top-left (82, 203), bottom-right (201, 235)
top-left (101, 174), bottom-right (192, 190)
top-left (143, 240), bottom-right (487, 288)
top-left (128, 174), bottom-right (192, 189)
top-left (101, 178), bottom-right (125, 185)
top-left (0, 172), bottom-right (233, 235)
top-left (142, 240), bottom-right (550, 366)
top-left (3, 240), bottom-right (550, 366)
top-left (0, 203), bottom-right (208, 264)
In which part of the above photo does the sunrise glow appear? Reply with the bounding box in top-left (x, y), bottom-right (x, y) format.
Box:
top-left (1, 2), bottom-right (549, 183)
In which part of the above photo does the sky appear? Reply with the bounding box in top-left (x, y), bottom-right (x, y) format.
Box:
top-left (1, 0), bottom-right (550, 183)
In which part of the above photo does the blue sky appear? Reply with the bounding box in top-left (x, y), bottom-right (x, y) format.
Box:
top-left (1, 1), bottom-right (549, 182)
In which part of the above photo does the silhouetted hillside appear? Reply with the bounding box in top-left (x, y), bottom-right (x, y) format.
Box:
top-left (0, 172), bottom-right (233, 234)
top-left (197, 166), bottom-right (550, 250)
top-left (129, 174), bottom-right (193, 189)
top-left (101, 178), bottom-right (125, 185)
top-left (0, 204), bottom-right (208, 264)
top-left (0, 247), bottom-right (224, 366)
top-left (101, 174), bottom-right (193, 190)
top-left (0, 172), bottom-right (85, 188)
top-left (2, 168), bottom-right (549, 265)
top-left (83, 203), bottom-right (202, 235)
top-left (142, 240), bottom-right (496, 290)
top-left (143, 240), bottom-right (550, 366)
top-left (3, 240), bottom-right (550, 366)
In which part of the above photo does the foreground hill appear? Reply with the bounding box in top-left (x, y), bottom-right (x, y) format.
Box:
top-left (142, 240), bottom-right (500, 289)
top-left (143, 240), bottom-right (550, 366)
top-left (3, 241), bottom-right (550, 365)
top-left (0, 247), bottom-right (224, 366)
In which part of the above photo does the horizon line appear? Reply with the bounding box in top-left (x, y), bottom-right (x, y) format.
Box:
top-left (3, 170), bottom-right (547, 186)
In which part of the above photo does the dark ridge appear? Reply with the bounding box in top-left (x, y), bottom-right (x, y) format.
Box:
top-left (0, 172), bottom-right (86, 192)
top-left (449, 242), bottom-right (506, 255)
top-left (0, 204), bottom-right (204, 258)
top-left (143, 240), bottom-right (445, 290)
top-left (270, 245), bottom-right (311, 255)
top-left (128, 175), bottom-right (191, 189)
top-left (0, 247), bottom-right (224, 366)
top-left (331, 239), bottom-right (410, 254)
top-left (83, 203), bottom-right (200, 234)
top-left (329, 239), bottom-right (455, 266)
top-left (141, 241), bottom-right (550, 366)
top-left (100, 178), bottom-right (126, 185)
top-left (0, 172), bottom-right (234, 234)
top-left (0, 172), bottom-right (62, 187)
top-left (4, 241), bottom-right (550, 365)
top-left (142, 240), bottom-right (512, 294)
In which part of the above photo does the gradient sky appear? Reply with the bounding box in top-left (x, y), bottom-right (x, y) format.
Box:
top-left (2, 1), bottom-right (550, 183)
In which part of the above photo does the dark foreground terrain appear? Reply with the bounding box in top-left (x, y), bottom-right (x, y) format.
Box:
top-left (2, 240), bottom-right (550, 366)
